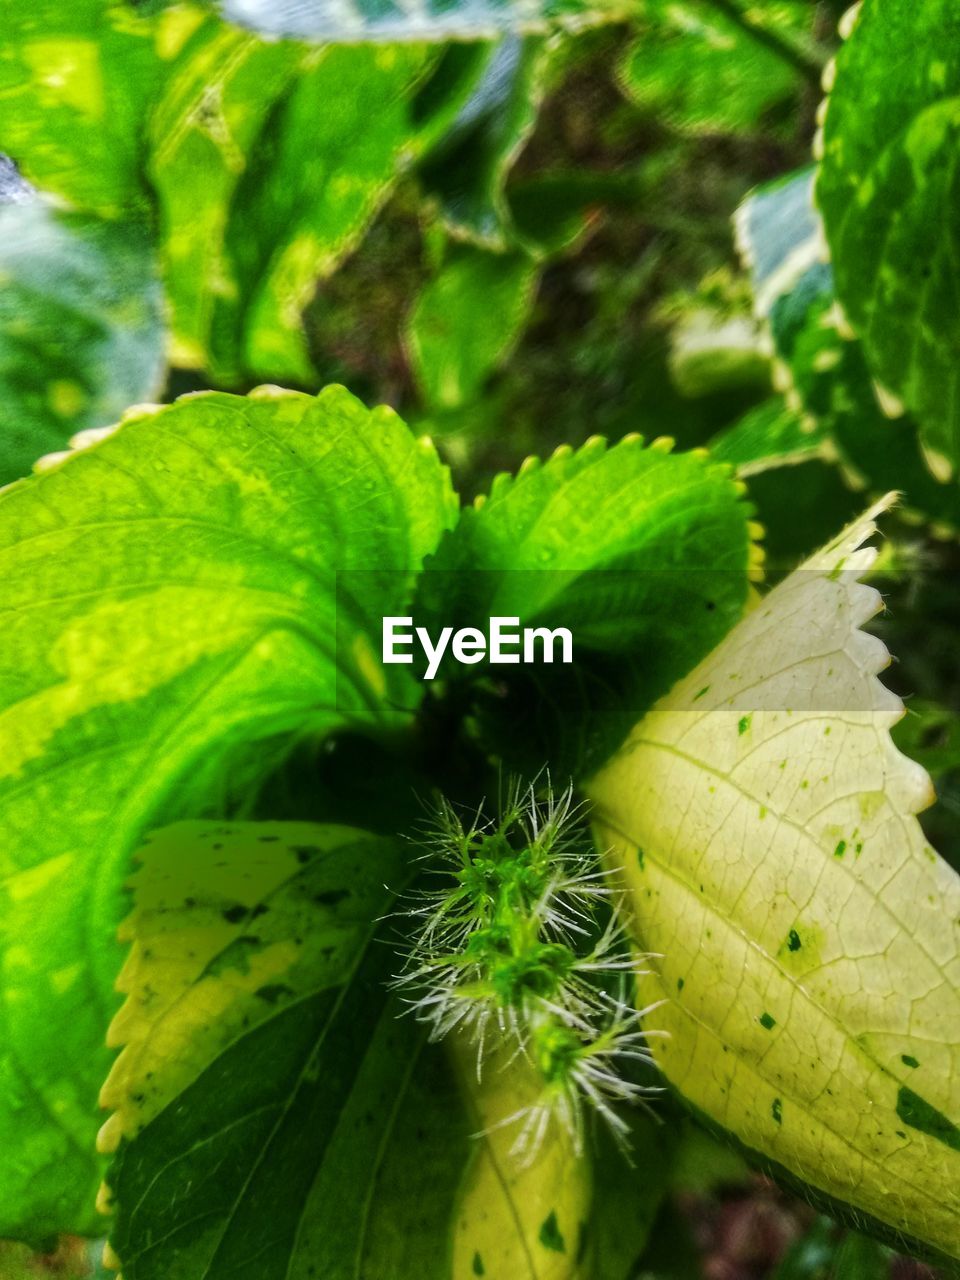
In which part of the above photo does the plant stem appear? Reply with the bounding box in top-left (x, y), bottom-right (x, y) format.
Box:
top-left (702, 0), bottom-right (824, 86)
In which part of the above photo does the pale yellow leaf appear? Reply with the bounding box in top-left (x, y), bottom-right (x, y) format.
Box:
top-left (589, 496), bottom-right (960, 1261)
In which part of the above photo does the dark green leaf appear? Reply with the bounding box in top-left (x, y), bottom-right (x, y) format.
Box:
top-left (103, 822), bottom-right (472, 1278)
top-left (406, 247), bottom-right (539, 409)
top-left (830, 1233), bottom-right (892, 1280)
top-left (507, 170), bottom-right (630, 259)
top-left (772, 1217), bottom-right (839, 1280)
top-left (774, 1220), bottom-right (892, 1280)
top-left (419, 37), bottom-right (556, 250)
top-left (892, 699), bottom-right (960, 786)
top-left (709, 399), bottom-right (831, 478)
top-left (586, 1115), bottom-right (677, 1280)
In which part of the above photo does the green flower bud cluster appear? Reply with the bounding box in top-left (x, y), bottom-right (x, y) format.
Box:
top-left (396, 778), bottom-right (663, 1156)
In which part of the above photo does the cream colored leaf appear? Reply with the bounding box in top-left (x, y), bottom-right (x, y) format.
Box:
top-left (588, 495), bottom-right (960, 1261)
top-left (450, 1032), bottom-right (591, 1280)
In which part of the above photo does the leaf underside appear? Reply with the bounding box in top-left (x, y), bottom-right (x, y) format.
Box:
top-left (589, 498), bottom-right (960, 1261)
top-left (188, 0), bottom-right (630, 43)
top-left (0, 202), bottom-right (164, 486)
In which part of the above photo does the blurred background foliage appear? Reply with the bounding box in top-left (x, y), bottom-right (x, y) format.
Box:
top-left (1, 0), bottom-right (958, 1275)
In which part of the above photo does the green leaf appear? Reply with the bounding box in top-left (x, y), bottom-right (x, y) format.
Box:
top-left (0, 7), bottom-right (470, 384)
top-left (586, 1115), bottom-right (676, 1280)
top-left (103, 821), bottom-right (593, 1278)
top-left (817, 0), bottom-right (960, 473)
top-left (103, 821), bottom-right (467, 1277)
top-left (668, 309), bottom-right (771, 399)
top-left (147, 29), bottom-right (439, 383)
top-left (507, 170), bottom-right (632, 259)
top-left (589, 498), bottom-right (960, 1262)
top-left (407, 246), bottom-right (539, 410)
top-left (619, 1), bottom-right (812, 137)
top-left (888, 699), bottom-right (960, 877)
top-left (417, 433), bottom-right (757, 774)
top-left (0, 385), bottom-right (455, 1240)
top-left (418, 37), bottom-right (556, 251)
top-left (773, 1220), bottom-right (895, 1280)
top-left (733, 455), bottom-right (862, 570)
top-left (771, 1217), bottom-right (838, 1280)
top-left (667, 1119), bottom-right (749, 1192)
top-left (446, 1031), bottom-right (591, 1280)
top-left (183, 0), bottom-right (631, 43)
top-left (709, 398), bottom-right (831, 478)
top-left (0, 0), bottom-right (162, 215)
top-left (738, 167), bottom-right (960, 536)
top-left (830, 1233), bottom-right (892, 1280)
top-left (0, 202), bottom-right (165, 485)
top-left (422, 432), bottom-right (756, 654)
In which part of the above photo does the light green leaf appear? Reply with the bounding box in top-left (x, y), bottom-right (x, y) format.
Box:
top-left (421, 432), bottom-right (757, 652)
top-left (0, 202), bottom-right (165, 485)
top-left (0, 6), bottom-right (472, 384)
top-left (619, 1), bottom-right (813, 137)
top-left (103, 821), bottom-right (592, 1279)
top-left (0, 0), bottom-right (161, 216)
top-left (589, 498), bottom-right (960, 1262)
top-left (146, 28), bottom-right (438, 383)
top-left (416, 433), bottom-right (758, 774)
top-left (407, 246), bottom-right (539, 410)
top-left (709, 399), bottom-right (831, 478)
top-left (668, 309), bottom-right (771, 398)
top-left (817, 0), bottom-right (960, 472)
top-left (185, 0), bottom-right (631, 43)
top-left (446, 1033), bottom-right (591, 1280)
top-left (738, 167), bottom-right (960, 536)
top-left (0, 385), bottom-right (455, 1240)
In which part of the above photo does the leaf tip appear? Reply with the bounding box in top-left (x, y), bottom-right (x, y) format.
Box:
top-left (838, 1), bottom-right (863, 40)
top-left (97, 1111), bottom-right (124, 1156)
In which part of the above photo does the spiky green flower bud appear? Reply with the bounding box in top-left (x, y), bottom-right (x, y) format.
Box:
top-left (395, 777), bottom-right (662, 1156)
